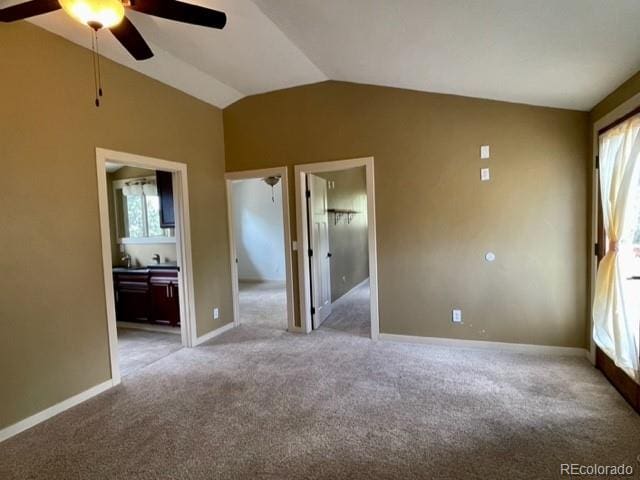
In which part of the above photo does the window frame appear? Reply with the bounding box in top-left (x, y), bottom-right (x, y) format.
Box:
top-left (112, 176), bottom-right (176, 245)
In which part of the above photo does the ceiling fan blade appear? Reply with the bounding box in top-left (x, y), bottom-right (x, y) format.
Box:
top-left (109, 16), bottom-right (154, 61)
top-left (0, 0), bottom-right (60, 22)
top-left (128, 0), bottom-right (226, 29)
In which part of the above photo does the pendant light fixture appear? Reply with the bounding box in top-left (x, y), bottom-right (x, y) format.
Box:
top-left (58, 0), bottom-right (126, 107)
top-left (263, 176), bottom-right (281, 203)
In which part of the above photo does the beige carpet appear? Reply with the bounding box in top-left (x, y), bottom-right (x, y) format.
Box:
top-left (239, 280), bottom-right (287, 330)
top-left (1, 322), bottom-right (639, 479)
top-left (321, 280), bottom-right (371, 337)
top-left (117, 328), bottom-right (183, 377)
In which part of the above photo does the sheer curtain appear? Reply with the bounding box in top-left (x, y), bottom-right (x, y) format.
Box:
top-left (593, 114), bottom-right (640, 381)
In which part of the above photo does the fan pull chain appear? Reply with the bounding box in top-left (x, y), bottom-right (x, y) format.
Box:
top-left (89, 29), bottom-right (103, 107)
top-left (90, 31), bottom-right (99, 107)
top-left (95, 30), bottom-right (103, 100)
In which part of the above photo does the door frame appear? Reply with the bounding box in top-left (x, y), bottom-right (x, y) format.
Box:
top-left (96, 148), bottom-right (198, 386)
top-left (294, 157), bottom-right (380, 339)
top-left (590, 91), bottom-right (640, 365)
top-left (225, 167), bottom-right (296, 332)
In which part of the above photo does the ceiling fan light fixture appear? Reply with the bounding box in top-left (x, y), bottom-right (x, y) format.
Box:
top-left (58, 0), bottom-right (125, 29)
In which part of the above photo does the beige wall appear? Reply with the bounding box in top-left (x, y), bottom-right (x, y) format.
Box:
top-left (591, 71), bottom-right (640, 123)
top-left (318, 167), bottom-right (369, 301)
top-left (107, 166), bottom-right (177, 267)
top-left (224, 81), bottom-right (590, 347)
top-left (0, 23), bottom-right (233, 429)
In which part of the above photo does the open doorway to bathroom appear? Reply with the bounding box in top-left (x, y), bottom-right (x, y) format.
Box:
top-left (96, 149), bottom-right (197, 384)
top-left (225, 168), bottom-right (295, 332)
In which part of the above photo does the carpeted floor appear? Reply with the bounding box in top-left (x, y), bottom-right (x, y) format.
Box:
top-left (1, 321), bottom-right (639, 479)
top-left (117, 328), bottom-right (183, 377)
top-left (239, 280), bottom-right (287, 330)
top-left (321, 280), bottom-right (371, 337)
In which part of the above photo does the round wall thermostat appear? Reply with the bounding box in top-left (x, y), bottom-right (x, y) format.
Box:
top-left (485, 252), bottom-right (496, 262)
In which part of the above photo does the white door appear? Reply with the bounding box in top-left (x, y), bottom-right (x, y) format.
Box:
top-left (308, 174), bottom-right (332, 328)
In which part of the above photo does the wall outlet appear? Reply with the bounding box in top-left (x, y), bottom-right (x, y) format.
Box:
top-left (213, 308), bottom-right (219, 320)
top-left (452, 309), bottom-right (462, 324)
top-left (480, 168), bottom-right (490, 181)
top-left (480, 145), bottom-right (490, 159)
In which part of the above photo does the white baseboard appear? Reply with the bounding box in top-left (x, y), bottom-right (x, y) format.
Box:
top-left (193, 322), bottom-right (235, 346)
top-left (332, 277), bottom-right (370, 304)
top-left (379, 333), bottom-right (588, 357)
top-left (0, 379), bottom-right (114, 443)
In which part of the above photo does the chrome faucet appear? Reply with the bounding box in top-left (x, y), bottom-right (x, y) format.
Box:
top-left (121, 254), bottom-right (132, 269)
top-left (152, 253), bottom-right (161, 265)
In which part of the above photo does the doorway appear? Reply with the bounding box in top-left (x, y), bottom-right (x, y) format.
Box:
top-left (592, 112), bottom-right (640, 411)
top-left (225, 167), bottom-right (296, 332)
top-left (295, 157), bottom-right (380, 339)
top-left (96, 148), bottom-right (197, 384)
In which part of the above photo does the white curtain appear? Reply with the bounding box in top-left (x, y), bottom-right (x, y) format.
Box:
top-left (593, 114), bottom-right (640, 381)
top-left (142, 182), bottom-right (157, 196)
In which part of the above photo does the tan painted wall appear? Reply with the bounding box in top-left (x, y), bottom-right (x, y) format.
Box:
top-left (224, 81), bottom-right (590, 347)
top-left (107, 166), bottom-right (177, 267)
top-left (0, 23), bottom-right (233, 429)
top-left (318, 167), bottom-right (369, 301)
top-left (591, 71), bottom-right (640, 123)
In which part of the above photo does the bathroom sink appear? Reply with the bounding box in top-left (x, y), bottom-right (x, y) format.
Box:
top-left (112, 267), bottom-right (149, 273)
top-left (146, 262), bottom-right (179, 270)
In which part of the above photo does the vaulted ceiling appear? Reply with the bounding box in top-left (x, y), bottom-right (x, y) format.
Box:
top-left (4, 0), bottom-right (640, 110)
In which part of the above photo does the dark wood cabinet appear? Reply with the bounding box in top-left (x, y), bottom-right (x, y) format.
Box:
top-left (114, 273), bottom-right (150, 322)
top-left (156, 170), bottom-right (175, 228)
top-left (149, 270), bottom-right (180, 326)
top-left (113, 268), bottom-right (180, 327)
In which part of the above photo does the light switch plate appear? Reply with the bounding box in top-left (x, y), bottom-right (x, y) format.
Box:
top-left (213, 308), bottom-right (219, 320)
top-left (480, 168), bottom-right (491, 181)
top-left (452, 309), bottom-right (463, 324)
top-left (480, 145), bottom-right (490, 159)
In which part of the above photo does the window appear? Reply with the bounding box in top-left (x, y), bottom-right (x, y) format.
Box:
top-left (113, 176), bottom-right (174, 243)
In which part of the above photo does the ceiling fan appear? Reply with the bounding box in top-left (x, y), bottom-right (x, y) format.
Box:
top-left (0, 0), bottom-right (227, 60)
top-left (1, 0), bottom-right (227, 105)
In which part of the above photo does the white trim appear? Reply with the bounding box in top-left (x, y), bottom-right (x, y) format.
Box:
top-left (590, 91), bottom-right (640, 365)
top-left (332, 277), bottom-right (370, 305)
top-left (379, 333), bottom-right (589, 357)
top-left (96, 148), bottom-right (199, 387)
top-left (193, 321), bottom-right (235, 346)
top-left (294, 157), bottom-right (380, 340)
top-left (0, 380), bottom-right (114, 443)
top-left (224, 167), bottom-right (297, 332)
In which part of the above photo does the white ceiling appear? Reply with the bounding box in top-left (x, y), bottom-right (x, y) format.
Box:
top-left (3, 0), bottom-right (640, 110)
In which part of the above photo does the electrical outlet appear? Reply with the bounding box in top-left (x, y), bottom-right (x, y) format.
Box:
top-left (480, 168), bottom-right (490, 181)
top-left (452, 309), bottom-right (462, 324)
top-left (213, 308), bottom-right (219, 320)
top-left (480, 145), bottom-right (490, 159)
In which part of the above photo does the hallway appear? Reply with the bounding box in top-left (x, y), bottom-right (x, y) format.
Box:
top-left (320, 280), bottom-right (370, 338)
